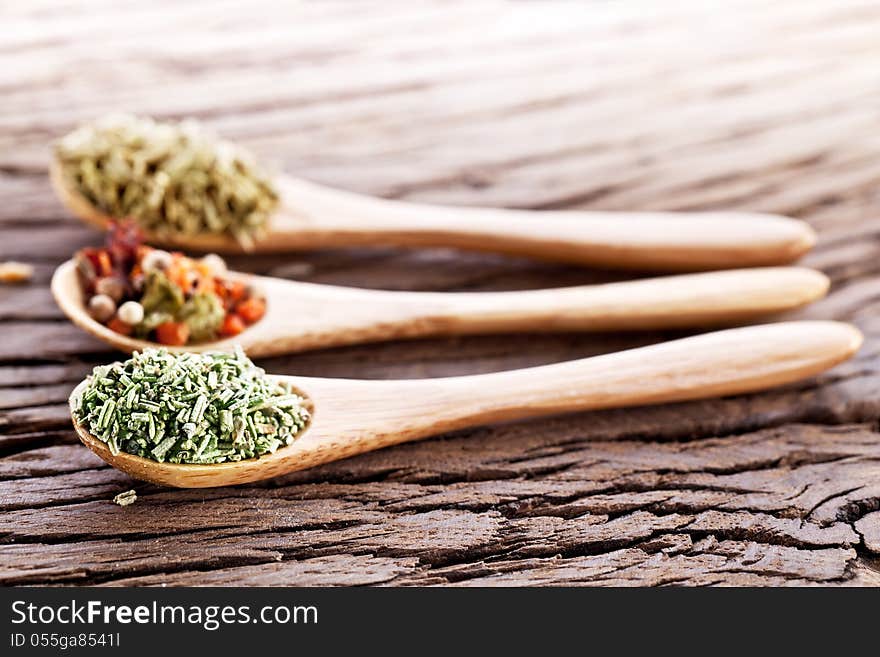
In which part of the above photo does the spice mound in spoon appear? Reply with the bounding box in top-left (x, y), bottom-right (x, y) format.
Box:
top-left (73, 347), bottom-right (310, 464)
top-left (54, 113), bottom-right (278, 248)
top-left (76, 221), bottom-right (266, 346)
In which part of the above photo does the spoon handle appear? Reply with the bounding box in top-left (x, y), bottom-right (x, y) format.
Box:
top-left (430, 321), bottom-right (861, 425)
top-left (246, 267), bottom-right (827, 356)
top-left (275, 177), bottom-right (816, 270)
top-left (299, 321), bottom-right (861, 457)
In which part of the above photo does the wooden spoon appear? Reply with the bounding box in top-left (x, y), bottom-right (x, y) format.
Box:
top-left (50, 158), bottom-right (816, 270)
top-left (52, 260), bottom-right (829, 356)
top-left (69, 320), bottom-right (862, 488)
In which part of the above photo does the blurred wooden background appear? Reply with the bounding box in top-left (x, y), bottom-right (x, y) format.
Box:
top-left (3, 0), bottom-right (880, 585)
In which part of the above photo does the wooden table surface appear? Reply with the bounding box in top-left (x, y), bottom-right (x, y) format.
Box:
top-left (4, 0), bottom-right (880, 586)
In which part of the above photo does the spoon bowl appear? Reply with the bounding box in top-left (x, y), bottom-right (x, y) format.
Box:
top-left (50, 158), bottom-right (243, 254)
top-left (69, 320), bottom-right (862, 488)
top-left (51, 154), bottom-right (816, 270)
top-left (53, 258), bottom-right (830, 356)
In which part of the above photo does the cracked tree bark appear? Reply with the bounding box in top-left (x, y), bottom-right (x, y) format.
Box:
top-left (3, 0), bottom-right (880, 586)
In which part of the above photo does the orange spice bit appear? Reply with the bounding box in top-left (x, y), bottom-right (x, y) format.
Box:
top-left (215, 279), bottom-right (248, 311)
top-left (236, 297), bottom-right (266, 324)
top-left (96, 251), bottom-right (113, 277)
top-left (107, 317), bottom-right (133, 336)
top-left (155, 321), bottom-right (190, 346)
top-left (164, 255), bottom-right (191, 291)
top-left (219, 313), bottom-right (246, 337)
top-left (194, 261), bottom-right (214, 294)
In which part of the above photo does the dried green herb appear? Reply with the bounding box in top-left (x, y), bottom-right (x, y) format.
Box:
top-left (140, 270), bottom-right (185, 316)
top-left (74, 347), bottom-right (310, 464)
top-left (179, 292), bottom-right (225, 342)
top-left (55, 114), bottom-right (278, 248)
top-left (133, 269), bottom-right (191, 340)
top-left (112, 489), bottom-right (138, 507)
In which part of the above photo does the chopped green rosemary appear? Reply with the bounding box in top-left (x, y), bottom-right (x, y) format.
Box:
top-left (74, 347), bottom-right (310, 464)
top-left (55, 114), bottom-right (278, 248)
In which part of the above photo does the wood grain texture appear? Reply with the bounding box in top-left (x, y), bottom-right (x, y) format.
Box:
top-left (4, 0), bottom-right (880, 586)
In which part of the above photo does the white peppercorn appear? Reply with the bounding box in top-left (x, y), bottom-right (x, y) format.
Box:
top-left (141, 249), bottom-right (173, 273)
top-left (117, 300), bottom-right (144, 325)
top-left (200, 253), bottom-right (227, 277)
top-left (88, 294), bottom-right (116, 323)
top-left (94, 276), bottom-right (125, 303)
